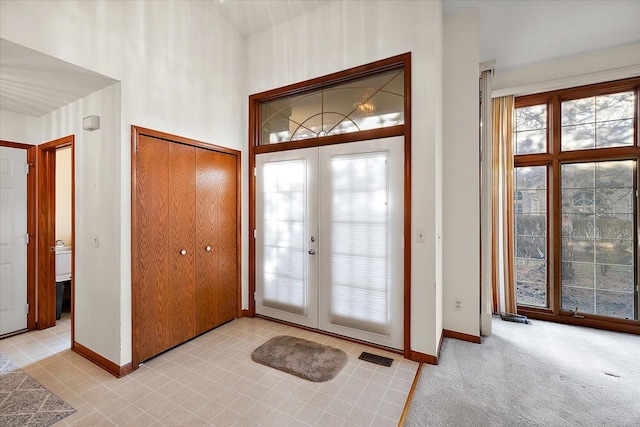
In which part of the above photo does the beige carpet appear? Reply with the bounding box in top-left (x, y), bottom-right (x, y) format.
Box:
top-left (405, 317), bottom-right (640, 426)
top-left (0, 352), bottom-right (75, 426)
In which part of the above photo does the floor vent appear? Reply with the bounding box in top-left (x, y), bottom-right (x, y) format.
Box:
top-left (358, 352), bottom-right (393, 367)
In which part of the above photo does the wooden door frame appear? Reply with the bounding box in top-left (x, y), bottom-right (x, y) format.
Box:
top-left (247, 53), bottom-right (419, 359)
top-left (36, 136), bottom-right (74, 344)
top-left (0, 140), bottom-right (36, 332)
top-left (131, 125), bottom-right (242, 370)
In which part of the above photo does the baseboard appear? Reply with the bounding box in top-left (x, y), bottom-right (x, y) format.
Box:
top-left (443, 329), bottom-right (482, 344)
top-left (407, 350), bottom-right (438, 365)
top-left (241, 309), bottom-right (252, 318)
top-left (73, 341), bottom-right (132, 378)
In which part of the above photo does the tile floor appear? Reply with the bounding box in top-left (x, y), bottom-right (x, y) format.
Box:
top-left (0, 314), bottom-right (418, 426)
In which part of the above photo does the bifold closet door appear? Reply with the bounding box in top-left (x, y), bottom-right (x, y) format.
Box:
top-left (134, 136), bottom-right (197, 363)
top-left (195, 148), bottom-right (238, 334)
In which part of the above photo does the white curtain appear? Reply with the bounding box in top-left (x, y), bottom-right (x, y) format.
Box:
top-left (492, 96), bottom-right (517, 315)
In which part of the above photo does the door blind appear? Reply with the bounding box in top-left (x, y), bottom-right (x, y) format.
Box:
top-left (328, 151), bottom-right (390, 336)
top-left (261, 159), bottom-right (308, 315)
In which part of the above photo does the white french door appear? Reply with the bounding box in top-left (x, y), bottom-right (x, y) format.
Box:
top-left (255, 137), bottom-right (404, 349)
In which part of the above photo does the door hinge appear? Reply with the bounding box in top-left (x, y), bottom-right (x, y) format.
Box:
top-left (25, 233), bottom-right (30, 245)
top-left (254, 167), bottom-right (257, 177)
top-left (25, 163), bottom-right (31, 174)
top-left (254, 292), bottom-right (256, 301)
top-left (253, 229), bottom-right (257, 239)
top-left (26, 303), bottom-right (29, 314)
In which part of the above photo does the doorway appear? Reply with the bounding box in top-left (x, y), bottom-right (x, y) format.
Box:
top-left (255, 137), bottom-right (404, 349)
top-left (37, 136), bottom-right (74, 341)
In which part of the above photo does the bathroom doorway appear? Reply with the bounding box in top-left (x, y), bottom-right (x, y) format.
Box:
top-left (55, 146), bottom-right (72, 323)
top-left (37, 135), bottom-right (74, 345)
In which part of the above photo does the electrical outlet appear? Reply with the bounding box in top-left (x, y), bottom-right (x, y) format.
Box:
top-left (454, 299), bottom-right (462, 311)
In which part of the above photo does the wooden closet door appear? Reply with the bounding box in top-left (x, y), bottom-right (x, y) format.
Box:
top-left (215, 152), bottom-right (238, 325)
top-left (167, 142), bottom-right (196, 346)
top-left (134, 135), bottom-right (170, 363)
top-left (195, 149), bottom-right (237, 333)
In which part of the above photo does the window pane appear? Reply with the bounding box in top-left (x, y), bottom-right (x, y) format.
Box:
top-left (514, 166), bottom-right (547, 307)
top-left (595, 119), bottom-right (634, 148)
top-left (260, 69), bottom-right (404, 145)
top-left (514, 105), bottom-right (547, 154)
top-left (260, 159), bottom-right (308, 315)
top-left (561, 160), bottom-right (636, 318)
top-left (596, 92), bottom-right (634, 121)
top-left (329, 151), bottom-right (390, 335)
top-left (562, 91), bottom-right (635, 151)
top-left (562, 97), bottom-right (594, 126)
top-left (562, 124), bottom-right (595, 150)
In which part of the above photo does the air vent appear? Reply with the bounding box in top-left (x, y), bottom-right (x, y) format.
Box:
top-left (358, 352), bottom-right (393, 367)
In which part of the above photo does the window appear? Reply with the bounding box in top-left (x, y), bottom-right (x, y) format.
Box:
top-left (513, 77), bottom-right (640, 329)
top-left (259, 69), bottom-right (405, 145)
top-left (514, 166), bottom-right (547, 307)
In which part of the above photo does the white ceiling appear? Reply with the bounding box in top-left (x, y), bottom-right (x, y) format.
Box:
top-left (212, 0), bottom-right (332, 38)
top-left (0, 39), bottom-right (117, 117)
top-left (2, 1), bottom-right (638, 118)
top-left (442, 0), bottom-right (640, 71)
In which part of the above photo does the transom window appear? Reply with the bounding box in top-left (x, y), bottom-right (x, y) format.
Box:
top-left (260, 69), bottom-right (405, 145)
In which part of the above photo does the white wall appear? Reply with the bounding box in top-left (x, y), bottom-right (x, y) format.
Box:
top-left (493, 43), bottom-right (640, 97)
top-left (442, 8), bottom-right (481, 337)
top-left (55, 147), bottom-right (72, 246)
top-left (40, 83), bottom-right (122, 362)
top-left (247, 0), bottom-right (444, 357)
top-left (0, 110), bottom-right (41, 144)
top-left (1, 0), bottom-right (247, 366)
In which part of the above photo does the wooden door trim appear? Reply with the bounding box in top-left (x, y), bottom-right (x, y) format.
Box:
top-left (247, 53), bottom-right (413, 358)
top-left (36, 136), bottom-right (74, 343)
top-left (131, 125), bottom-right (242, 370)
top-left (0, 140), bottom-right (36, 331)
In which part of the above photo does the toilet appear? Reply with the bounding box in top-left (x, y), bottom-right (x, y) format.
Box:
top-left (54, 245), bottom-right (72, 320)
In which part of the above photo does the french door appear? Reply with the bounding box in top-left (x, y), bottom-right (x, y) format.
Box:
top-left (255, 137), bottom-right (404, 349)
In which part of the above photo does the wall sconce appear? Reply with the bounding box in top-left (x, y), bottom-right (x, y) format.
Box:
top-left (83, 115), bottom-right (100, 131)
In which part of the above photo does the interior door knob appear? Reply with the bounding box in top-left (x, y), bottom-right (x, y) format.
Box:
top-left (308, 249), bottom-right (316, 255)
top-left (205, 245), bottom-right (211, 252)
top-left (180, 249), bottom-right (187, 255)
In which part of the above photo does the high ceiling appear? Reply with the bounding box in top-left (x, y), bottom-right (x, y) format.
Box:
top-left (212, 0), bottom-right (331, 38)
top-left (1, 1), bottom-right (638, 117)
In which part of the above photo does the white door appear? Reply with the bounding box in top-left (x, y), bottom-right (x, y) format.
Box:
top-left (0, 147), bottom-right (28, 335)
top-left (255, 147), bottom-right (319, 328)
top-left (318, 138), bottom-right (404, 349)
top-left (255, 137), bottom-right (404, 349)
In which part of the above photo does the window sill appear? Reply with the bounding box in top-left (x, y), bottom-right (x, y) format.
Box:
top-left (517, 306), bottom-right (640, 335)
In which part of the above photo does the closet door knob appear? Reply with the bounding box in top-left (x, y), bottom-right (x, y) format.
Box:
top-left (180, 249), bottom-right (187, 255)
top-left (205, 245), bottom-right (211, 252)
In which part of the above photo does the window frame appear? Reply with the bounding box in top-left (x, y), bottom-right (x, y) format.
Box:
top-left (514, 76), bottom-right (640, 334)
